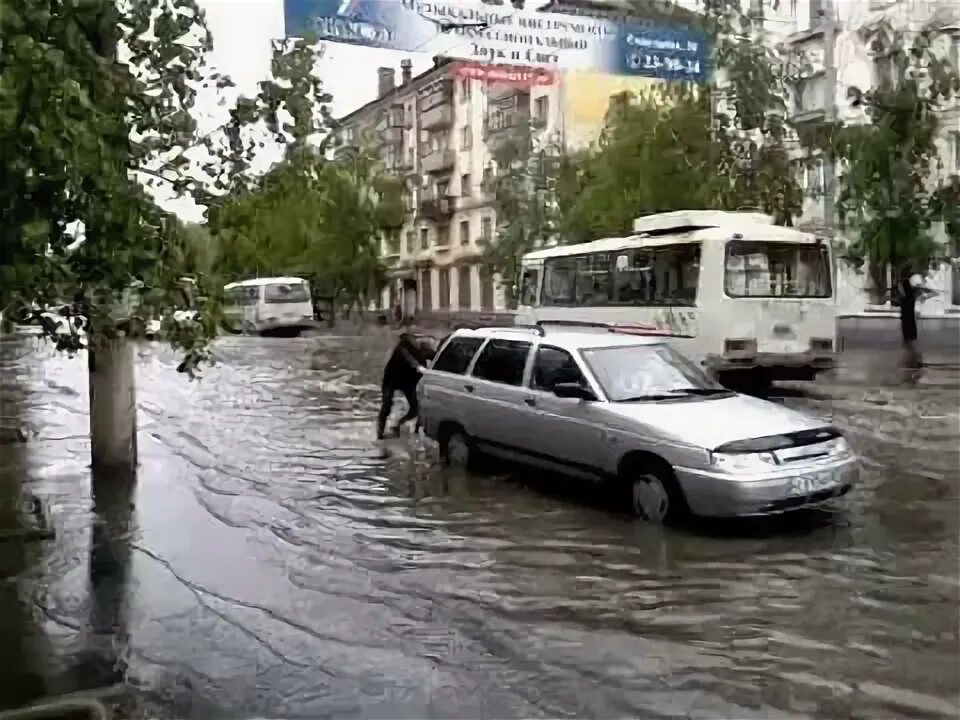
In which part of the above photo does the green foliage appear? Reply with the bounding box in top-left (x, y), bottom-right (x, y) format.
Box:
top-left (557, 0), bottom-right (803, 241)
top-left (827, 18), bottom-right (960, 299)
top-left (0, 2), bottom-right (341, 372)
top-left (0, 0), bottom-right (232, 372)
top-left (208, 145), bottom-right (401, 308)
top-left (559, 92), bottom-right (722, 239)
top-left (484, 128), bottom-right (564, 307)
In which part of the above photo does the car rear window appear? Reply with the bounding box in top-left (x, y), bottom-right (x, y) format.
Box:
top-left (264, 283), bottom-right (309, 303)
top-left (471, 339), bottom-right (531, 386)
top-left (432, 336), bottom-right (484, 375)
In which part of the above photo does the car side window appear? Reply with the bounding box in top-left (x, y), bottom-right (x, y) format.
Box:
top-left (471, 339), bottom-right (531, 387)
top-left (431, 336), bottom-right (484, 375)
top-left (531, 346), bottom-right (585, 391)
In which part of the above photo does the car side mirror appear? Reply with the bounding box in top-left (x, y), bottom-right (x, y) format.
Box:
top-left (553, 382), bottom-right (596, 401)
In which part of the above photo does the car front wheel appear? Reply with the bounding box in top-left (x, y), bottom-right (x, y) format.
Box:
top-left (627, 468), bottom-right (686, 523)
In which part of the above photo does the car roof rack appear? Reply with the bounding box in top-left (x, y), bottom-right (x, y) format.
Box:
top-left (535, 319), bottom-right (674, 337)
top-left (495, 324), bottom-right (546, 336)
top-left (452, 323), bottom-right (546, 337)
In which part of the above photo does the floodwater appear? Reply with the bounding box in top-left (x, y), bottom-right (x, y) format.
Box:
top-left (0, 332), bottom-right (958, 719)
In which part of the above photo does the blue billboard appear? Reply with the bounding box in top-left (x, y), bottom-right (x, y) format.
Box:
top-left (283, 0), bottom-right (710, 83)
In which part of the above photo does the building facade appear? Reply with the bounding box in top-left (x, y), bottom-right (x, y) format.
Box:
top-left (334, 0), bottom-right (959, 321)
top-left (769, 0), bottom-right (960, 315)
top-left (333, 56), bottom-right (572, 319)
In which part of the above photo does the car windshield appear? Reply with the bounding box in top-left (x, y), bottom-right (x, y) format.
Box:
top-left (580, 344), bottom-right (727, 402)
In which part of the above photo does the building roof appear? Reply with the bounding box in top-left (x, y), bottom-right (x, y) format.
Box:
top-left (336, 59), bottom-right (453, 127)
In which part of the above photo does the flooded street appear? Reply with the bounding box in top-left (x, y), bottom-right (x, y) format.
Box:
top-left (1, 332), bottom-right (958, 719)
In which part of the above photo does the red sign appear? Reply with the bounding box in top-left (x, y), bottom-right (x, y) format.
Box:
top-left (450, 62), bottom-right (558, 88)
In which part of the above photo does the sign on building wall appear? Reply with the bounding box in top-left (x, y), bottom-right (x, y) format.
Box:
top-left (283, 0), bottom-right (710, 83)
top-left (451, 62), bottom-right (558, 87)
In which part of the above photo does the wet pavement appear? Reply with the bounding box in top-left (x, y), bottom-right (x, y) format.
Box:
top-left (0, 331), bottom-right (958, 719)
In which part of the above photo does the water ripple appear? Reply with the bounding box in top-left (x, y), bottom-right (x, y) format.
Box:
top-left (1, 334), bottom-right (957, 719)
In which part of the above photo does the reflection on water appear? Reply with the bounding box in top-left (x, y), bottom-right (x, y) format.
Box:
top-left (0, 333), bottom-right (958, 718)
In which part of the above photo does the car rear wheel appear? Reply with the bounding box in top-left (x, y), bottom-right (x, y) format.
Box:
top-left (442, 430), bottom-right (472, 467)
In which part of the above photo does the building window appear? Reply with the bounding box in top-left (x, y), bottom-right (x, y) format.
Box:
top-left (421, 270), bottom-right (433, 311)
top-left (461, 125), bottom-right (472, 149)
top-left (480, 217), bottom-right (492, 245)
top-left (461, 173), bottom-right (471, 197)
top-left (534, 96), bottom-right (549, 125)
top-left (950, 131), bottom-right (960, 173)
top-left (809, 0), bottom-right (824, 24)
top-left (806, 158), bottom-right (824, 195)
top-left (405, 231), bottom-right (414, 254)
top-left (481, 268), bottom-right (495, 310)
top-left (420, 228), bottom-right (429, 249)
top-left (438, 268), bottom-right (450, 309)
top-left (460, 219), bottom-right (470, 245)
top-left (436, 224), bottom-right (449, 247)
top-left (482, 166), bottom-right (494, 193)
top-left (458, 266), bottom-right (471, 309)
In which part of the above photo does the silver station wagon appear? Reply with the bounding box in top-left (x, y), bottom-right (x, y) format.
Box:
top-left (417, 323), bottom-right (859, 522)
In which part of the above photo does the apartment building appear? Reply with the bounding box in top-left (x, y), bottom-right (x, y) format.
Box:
top-left (334, 57), bottom-right (564, 319)
top-left (336, 0), bottom-right (958, 320)
top-left (767, 0), bottom-right (960, 313)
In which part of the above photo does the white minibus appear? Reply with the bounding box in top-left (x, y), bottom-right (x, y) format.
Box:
top-left (515, 210), bottom-right (837, 383)
top-left (223, 276), bottom-right (316, 336)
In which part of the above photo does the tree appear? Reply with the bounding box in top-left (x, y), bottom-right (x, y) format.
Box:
top-left (703, 0), bottom-right (804, 224)
top-left (0, 1), bottom-right (340, 471)
top-left (485, 127), bottom-right (564, 307)
top-left (208, 144), bottom-right (403, 314)
top-left (558, 89), bottom-right (721, 239)
top-left (825, 16), bottom-right (960, 303)
top-left (557, 0), bottom-right (803, 240)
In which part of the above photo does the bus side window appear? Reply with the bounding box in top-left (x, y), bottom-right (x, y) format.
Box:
top-left (543, 257), bottom-right (577, 306)
top-left (520, 268), bottom-right (540, 306)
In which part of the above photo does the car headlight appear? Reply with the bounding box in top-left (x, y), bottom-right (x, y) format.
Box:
top-left (828, 436), bottom-right (853, 459)
top-left (711, 452), bottom-right (778, 472)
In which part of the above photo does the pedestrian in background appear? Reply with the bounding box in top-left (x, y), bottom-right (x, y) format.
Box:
top-left (898, 268), bottom-right (937, 368)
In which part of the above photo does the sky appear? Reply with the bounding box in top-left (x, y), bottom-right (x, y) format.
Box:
top-left (163, 0), bottom-right (556, 221)
top-left (165, 0), bottom-right (569, 220)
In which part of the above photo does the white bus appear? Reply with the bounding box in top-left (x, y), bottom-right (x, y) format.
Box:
top-left (223, 276), bottom-right (316, 336)
top-left (515, 210), bottom-right (837, 383)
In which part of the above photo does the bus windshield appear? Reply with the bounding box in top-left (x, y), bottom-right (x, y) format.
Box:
top-left (725, 240), bottom-right (832, 298)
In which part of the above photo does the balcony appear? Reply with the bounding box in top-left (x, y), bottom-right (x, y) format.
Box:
top-left (421, 149), bottom-right (455, 174)
top-left (418, 195), bottom-right (453, 221)
top-left (420, 104), bottom-right (453, 130)
top-left (382, 126), bottom-right (404, 144)
top-left (488, 85), bottom-right (530, 103)
top-left (483, 114), bottom-right (531, 153)
top-left (789, 74), bottom-right (828, 125)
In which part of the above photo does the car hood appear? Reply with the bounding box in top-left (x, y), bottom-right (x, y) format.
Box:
top-left (602, 393), bottom-right (828, 451)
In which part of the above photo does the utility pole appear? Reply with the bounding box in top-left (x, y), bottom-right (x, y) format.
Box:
top-left (821, 0), bottom-right (838, 236)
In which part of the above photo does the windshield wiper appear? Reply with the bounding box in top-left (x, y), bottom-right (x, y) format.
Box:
top-left (619, 388), bottom-right (732, 402)
top-left (619, 394), bottom-right (689, 402)
top-left (664, 387), bottom-right (733, 396)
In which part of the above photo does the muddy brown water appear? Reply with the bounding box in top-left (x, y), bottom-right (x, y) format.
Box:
top-left (0, 333), bottom-right (957, 719)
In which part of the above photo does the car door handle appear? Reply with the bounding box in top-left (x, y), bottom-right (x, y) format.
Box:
top-left (524, 397), bottom-right (536, 406)
top-left (464, 384), bottom-right (474, 393)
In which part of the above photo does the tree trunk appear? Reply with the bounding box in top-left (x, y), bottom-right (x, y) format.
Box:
top-left (0, 311), bottom-right (12, 335)
top-left (88, 335), bottom-right (138, 475)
